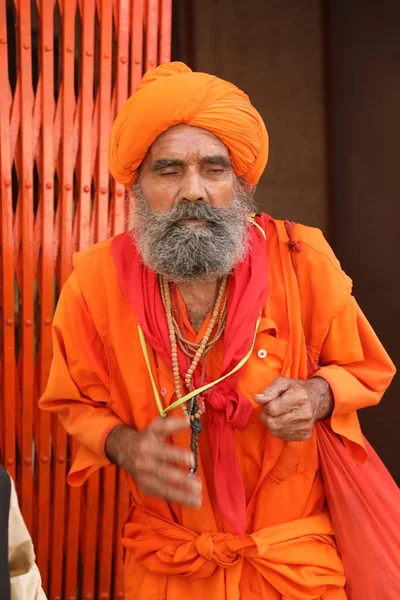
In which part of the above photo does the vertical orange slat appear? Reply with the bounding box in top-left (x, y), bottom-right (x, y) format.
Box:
top-left (78, 1), bottom-right (100, 597)
top-left (36, 0), bottom-right (55, 591)
top-left (146, 0), bottom-right (159, 71)
top-left (0, 0), bottom-right (16, 481)
top-left (17, 0), bottom-right (35, 534)
top-left (98, 466), bottom-right (117, 598)
top-left (95, 0), bottom-right (112, 243)
top-left (130, 0), bottom-right (143, 94)
top-left (109, 2), bottom-right (132, 596)
top-left (62, 1), bottom-right (82, 594)
top-left (159, 0), bottom-right (172, 64)
top-left (78, 0), bottom-right (95, 252)
top-left (59, 0), bottom-right (75, 284)
top-left (114, 469), bottom-right (130, 600)
top-left (51, 2), bottom-right (77, 599)
top-left (95, 4), bottom-right (116, 596)
top-left (110, 0), bottom-right (130, 238)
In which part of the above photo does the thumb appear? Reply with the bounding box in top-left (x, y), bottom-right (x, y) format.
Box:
top-left (254, 377), bottom-right (293, 405)
top-left (148, 415), bottom-right (190, 437)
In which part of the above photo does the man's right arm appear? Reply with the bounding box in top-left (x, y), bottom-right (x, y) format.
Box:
top-left (39, 272), bottom-right (124, 460)
top-left (40, 272), bottom-right (201, 506)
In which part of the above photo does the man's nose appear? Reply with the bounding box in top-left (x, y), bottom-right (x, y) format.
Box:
top-left (180, 171), bottom-right (206, 203)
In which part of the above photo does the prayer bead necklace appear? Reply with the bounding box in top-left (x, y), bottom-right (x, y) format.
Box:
top-left (159, 275), bottom-right (228, 474)
top-left (160, 275), bottom-right (227, 416)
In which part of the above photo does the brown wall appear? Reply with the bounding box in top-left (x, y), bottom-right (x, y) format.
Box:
top-left (174, 0), bottom-right (328, 231)
top-left (327, 1), bottom-right (400, 479)
top-left (173, 0), bottom-right (399, 479)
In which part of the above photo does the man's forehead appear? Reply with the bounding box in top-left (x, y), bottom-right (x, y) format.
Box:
top-left (146, 124), bottom-right (230, 161)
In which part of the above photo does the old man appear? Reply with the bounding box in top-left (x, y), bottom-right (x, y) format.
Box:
top-left (39, 62), bottom-right (395, 599)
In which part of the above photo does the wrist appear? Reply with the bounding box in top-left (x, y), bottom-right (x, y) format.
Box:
top-left (105, 424), bottom-right (137, 467)
top-left (310, 376), bottom-right (334, 420)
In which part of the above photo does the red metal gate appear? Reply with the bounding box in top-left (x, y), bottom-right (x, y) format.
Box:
top-left (0, 1), bottom-right (171, 597)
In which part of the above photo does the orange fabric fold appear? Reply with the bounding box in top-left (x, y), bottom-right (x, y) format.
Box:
top-left (123, 509), bottom-right (345, 599)
top-left (108, 61), bottom-right (268, 187)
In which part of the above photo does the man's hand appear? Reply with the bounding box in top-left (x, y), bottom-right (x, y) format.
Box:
top-left (254, 377), bottom-right (334, 442)
top-left (105, 417), bottom-right (202, 507)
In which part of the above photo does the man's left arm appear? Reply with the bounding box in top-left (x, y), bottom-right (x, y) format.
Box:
top-left (313, 295), bottom-right (396, 457)
top-left (255, 295), bottom-right (396, 459)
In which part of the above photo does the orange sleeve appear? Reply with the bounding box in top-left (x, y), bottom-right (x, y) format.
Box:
top-left (39, 271), bottom-right (124, 484)
top-left (314, 296), bottom-right (396, 461)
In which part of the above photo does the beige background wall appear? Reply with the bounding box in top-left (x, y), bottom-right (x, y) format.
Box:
top-left (175, 0), bottom-right (328, 231)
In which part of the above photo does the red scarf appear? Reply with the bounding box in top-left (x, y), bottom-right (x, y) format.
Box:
top-left (111, 214), bottom-right (270, 533)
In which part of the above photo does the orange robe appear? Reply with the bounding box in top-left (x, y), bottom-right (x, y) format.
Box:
top-left (39, 219), bottom-right (395, 599)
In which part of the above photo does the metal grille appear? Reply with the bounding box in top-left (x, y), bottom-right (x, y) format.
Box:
top-left (0, 1), bottom-right (171, 597)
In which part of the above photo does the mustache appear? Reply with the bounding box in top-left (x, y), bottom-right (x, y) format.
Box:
top-left (151, 201), bottom-right (231, 226)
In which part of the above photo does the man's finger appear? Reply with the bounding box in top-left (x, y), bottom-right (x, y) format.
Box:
top-left (152, 443), bottom-right (195, 470)
top-left (263, 386), bottom-right (308, 418)
top-left (254, 377), bottom-right (294, 405)
top-left (148, 416), bottom-right (190, 437)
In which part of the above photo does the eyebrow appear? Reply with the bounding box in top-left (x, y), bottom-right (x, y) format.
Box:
top-left (150, 154), bottom-right (232, 172)
top-left (201, 155), bottom-right (231, 168)
top-left (150, 158), bottom-right (185, 171)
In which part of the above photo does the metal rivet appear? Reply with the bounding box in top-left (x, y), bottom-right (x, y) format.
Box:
top-left (100, 187), bottom-right (107, 194)
top-left (25, 181), bottom-right (32, 188)
top-left (7, 458), bottom-right (14, 466)
top-left (86, 50), bottom-right (92, 57)
top-left (44, 318), bottom-right (52, 325)
top-left (23, 43), bottom-right (30, 50)
top-left (85, 594), bottom-right (92, 599)
top-left (149, 61), bottom-right (155, 68)
top-left (66, 46), bottom-right (73, 53)
top-left (58, 456), bottom-right (65, 463)
top-left (65, 184), bottom-right (72, 191)
top-left (68, 596), bottom-right (76, 600)
top-left (25, 320), bottom-right (32, 326)
top-left (42, 456), bottom-right (48, 463)
top-left (45, 45), bottom-right (52, 52)
top-left (120, 55), bottom-right (127, 63)
top-left (0, 38), bottom-right (6, 45)
top-left (25, 457), bottom-right (32, 465)
top-left (116, 189), bottom-right (124, 196)
top-left (83, 185), bottom-right (90, 193)
top-left (99, 594), bottom-right (109, 599)
top-left (4, 179), bottom-right (11, 186)
top-left (103, 53), bottom-right (110, 59)
top-left (135, 58), bottom-right (141, 65)
top-left (46, 181), bottom-right (53, 189)
top-left (6, 318), bottom-right (13, 325)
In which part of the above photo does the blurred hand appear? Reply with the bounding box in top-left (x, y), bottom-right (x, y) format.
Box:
top-left (254, 377), bottom-right (334, 442)
top-left (105, 417), bottom-right (202, 507)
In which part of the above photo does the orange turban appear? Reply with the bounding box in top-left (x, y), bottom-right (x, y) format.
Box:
top-left (109, 62), bottom-right (269, 187)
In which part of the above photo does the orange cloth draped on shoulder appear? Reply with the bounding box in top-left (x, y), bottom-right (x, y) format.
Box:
top-left (108, 61), bottom-right (269, 188)
top-left (39, 218), bottom-right (395, 600)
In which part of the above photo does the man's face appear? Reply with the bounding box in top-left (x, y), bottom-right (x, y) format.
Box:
top-left (139, 124), bottom-right (237, 215)
top-left (132, 125), bottom-right (255, 282)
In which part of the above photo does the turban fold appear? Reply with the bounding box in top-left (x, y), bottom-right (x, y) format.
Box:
top-left (109, 62), bottom-right (269, 187)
